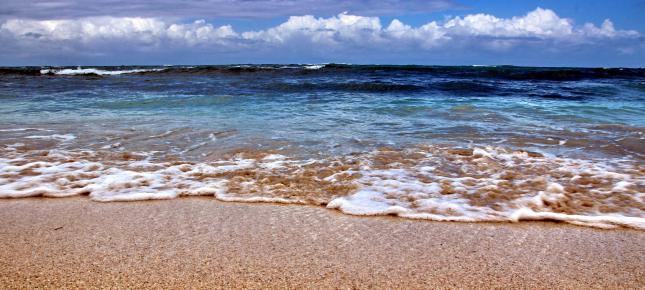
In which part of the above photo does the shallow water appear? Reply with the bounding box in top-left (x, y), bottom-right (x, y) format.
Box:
top-left (0, 65), bottom-right (643, 229)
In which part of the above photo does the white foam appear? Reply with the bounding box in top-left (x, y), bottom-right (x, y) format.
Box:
top-left (328, 146), bottom-right (645, 229)
top-left (100, 142), bottom-right (122, 149)
top-left (509, 208), bottom-right (645, 229)
top-left (41, 67), bottom-right (164, 76)
top-left (326, 190), bottom-right (411, 216)
top-left (0, 128), bottom-right (53, 132)
top-left (472, 147), bottom-right (493, 158)
top-left (259, 154), bottom-right (288, 169)
top-left (25, 134), bottom-right (76, 142)
top-left (304, 64), bottom-right (325, 70)
top-left (0, 153), bottom-right (241, 200)
top-left (1, 146), bottom-right (643, 230)
top-left (148, 130), bottom-right (174, 138)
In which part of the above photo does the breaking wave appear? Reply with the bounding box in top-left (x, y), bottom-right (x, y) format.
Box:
top-left (1, 144), bottom-right (643, 229)
top-left (1, 65), bottom-right (643, 81)
top-left (40, 67), bottom-right (165, 76)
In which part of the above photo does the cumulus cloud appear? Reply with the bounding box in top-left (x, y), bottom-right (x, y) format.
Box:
top-left (0, 8), bottom-right (642, 65)
top-left (2, 17), bottom-right (239, 46)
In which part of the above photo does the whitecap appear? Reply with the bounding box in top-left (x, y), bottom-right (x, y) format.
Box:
top-left (41, 67), bottom-right (164, 76)
top-left (304, 64), bottom-right (326, 70)
top-left (25, 134), bottom-right (76, 142)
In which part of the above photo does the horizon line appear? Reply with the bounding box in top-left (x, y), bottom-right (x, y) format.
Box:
top-left (2, 63), bottom-right (644, 69)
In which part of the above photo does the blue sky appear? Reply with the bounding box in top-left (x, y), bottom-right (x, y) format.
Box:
top-left (0, 0), bottom-right (643, 66)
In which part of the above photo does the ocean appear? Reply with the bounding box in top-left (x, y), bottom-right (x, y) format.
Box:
top-left (0, 64), bottom-right (643, 229)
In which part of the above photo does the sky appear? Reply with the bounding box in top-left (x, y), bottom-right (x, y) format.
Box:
top-left (0, 0), bottom-right (643, 67)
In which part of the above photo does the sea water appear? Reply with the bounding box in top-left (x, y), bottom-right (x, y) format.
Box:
top-left (0, 65), bottom-right (643, 229)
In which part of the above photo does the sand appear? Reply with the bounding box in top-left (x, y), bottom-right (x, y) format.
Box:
top-left (0, 198), bottom-right (643, 289)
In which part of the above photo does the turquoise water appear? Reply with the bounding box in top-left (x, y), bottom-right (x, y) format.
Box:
top-left (0, 65), bottom-right (643, 229)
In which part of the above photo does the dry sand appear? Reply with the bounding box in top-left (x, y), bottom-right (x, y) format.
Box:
top-left (0, 197), bottom-right (643, 289)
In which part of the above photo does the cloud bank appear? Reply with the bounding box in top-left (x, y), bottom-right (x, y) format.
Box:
top-left (0, 8), bottom-right (643, 66)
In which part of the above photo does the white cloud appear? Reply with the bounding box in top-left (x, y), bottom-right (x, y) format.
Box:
top-left (2, 17), bottom-right (168, 43)
top-left (236, 8), bottom-right (638, 51)
top-left (166, 21), bottom-right (237, 45)
top-left (444, 7), bottom-right (574, 37)
top-left (241, 13), bottom-right (385, 48)
top-left (0, 7), bottom-right (641, 62)
top-left (1, 17), bottom-right (238, 45)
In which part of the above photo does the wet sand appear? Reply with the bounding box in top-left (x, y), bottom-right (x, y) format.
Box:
top-left (0, 198), bottom-right (643, 289)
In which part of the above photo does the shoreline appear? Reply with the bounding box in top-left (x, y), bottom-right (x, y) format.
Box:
top-left (2, 144), bottom-right (643, 230)
top-left (1, 197), bottom-right (643, 288)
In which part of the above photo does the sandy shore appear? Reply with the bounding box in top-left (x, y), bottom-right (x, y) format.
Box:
top-left (0, 198), bottom-right (643, 289)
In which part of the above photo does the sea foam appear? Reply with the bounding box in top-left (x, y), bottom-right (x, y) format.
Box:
top-left (304, 64), bottom-right (326, 70)
top-left (40, 67), bottom-right (164, 76)
top-left (327, 147), bottom-right (645, 229)
top-left (0, 144), bottom-right (643, 229)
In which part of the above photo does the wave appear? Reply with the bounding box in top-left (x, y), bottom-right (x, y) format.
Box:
top-left (320, 64), bottom-right (645, 81)
top-left (0, 128), bottom-right (53, 132)
top-left (262, 80), bottom-right (501, 95)
top-left (304, 64), bottom-right (326, 70)
top-left (1, 144), bottom-right (642, 229)
top-left (40, 67), bottom-right (165, 76)
top-left (2, 65), bottom-right (643, 80)
top-left (531, 93), bottom-right (586, 101)
top-left (24, 134), bottom-right (76, 142)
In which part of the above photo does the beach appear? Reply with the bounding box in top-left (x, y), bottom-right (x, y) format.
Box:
top-left (0, 65), bottom-right (643, 288)
top-left (1, 197), bottom-right (643, 289)
top-left (1, 1), bottom-right (644, 288)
